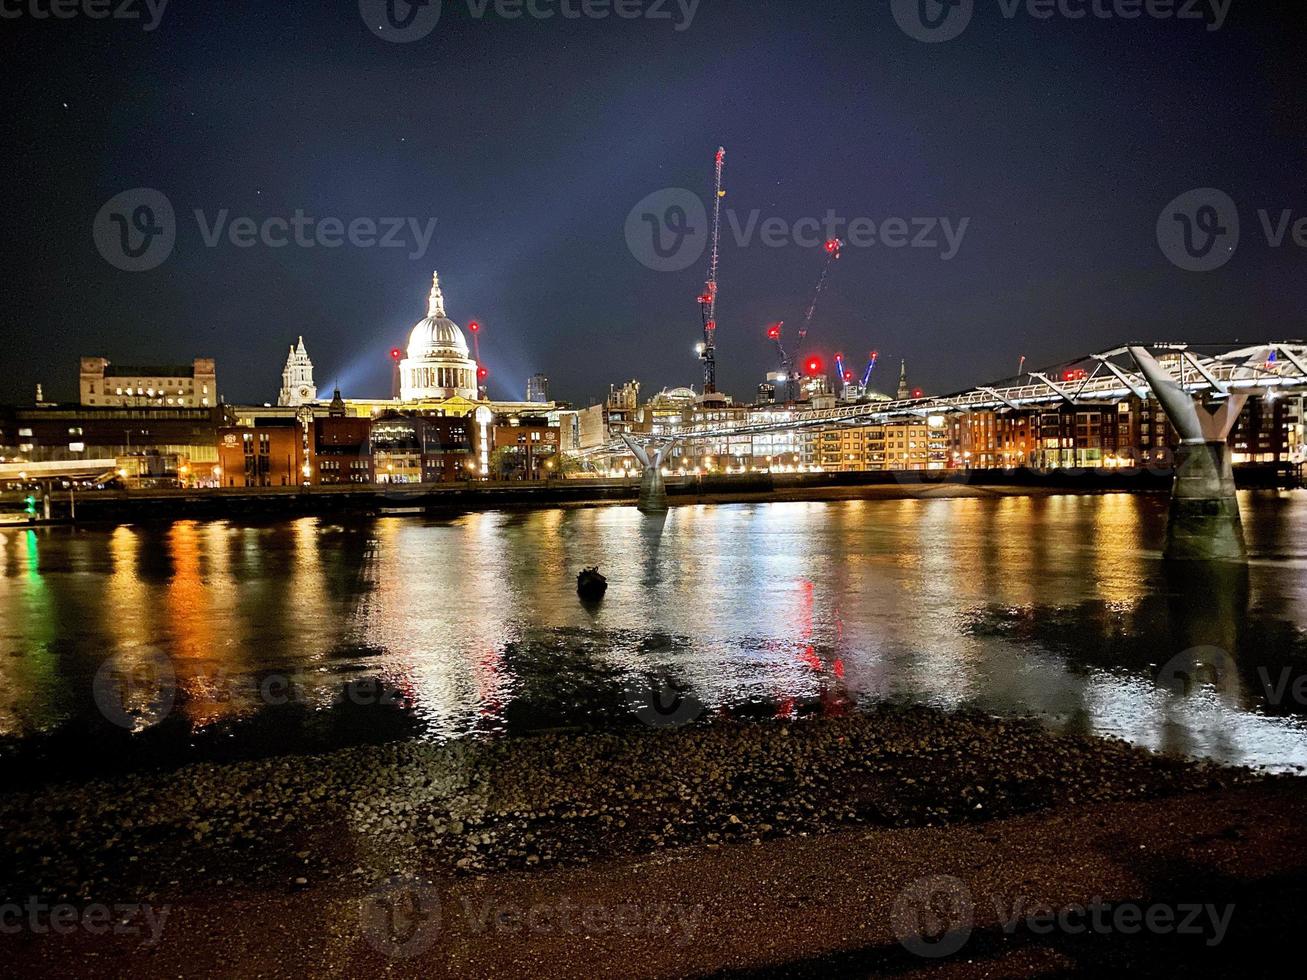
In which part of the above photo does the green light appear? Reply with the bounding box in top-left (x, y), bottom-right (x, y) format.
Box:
top-left (24, 495), bottom-right (36, 516)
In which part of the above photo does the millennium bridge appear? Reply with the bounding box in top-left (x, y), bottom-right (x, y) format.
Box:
top-left (619, 342), bottom-right (1307, 561)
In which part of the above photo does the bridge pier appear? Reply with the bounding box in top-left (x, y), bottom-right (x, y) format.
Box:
top-left (1129, 347), bottom-right (1247, 561)
top-left (621, 436), bottom-right (677, 514)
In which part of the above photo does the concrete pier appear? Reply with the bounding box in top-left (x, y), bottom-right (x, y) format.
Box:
top-left (637, 463), bottom-right (669, 513)
top-left (1167, 441), bottom-right (1245, 560)
top-left (622, 435), bottom-right (677, 514)
top-left (1129, 347), bottom-right (1247, 561)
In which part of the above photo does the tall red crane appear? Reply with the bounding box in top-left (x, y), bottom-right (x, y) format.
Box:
top-left (696, 146), bottom-right (726, 394)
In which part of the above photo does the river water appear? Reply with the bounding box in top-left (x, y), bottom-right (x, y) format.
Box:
top-left (2, 492), bottom-right (1306, 779)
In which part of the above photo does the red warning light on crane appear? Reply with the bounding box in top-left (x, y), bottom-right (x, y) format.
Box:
top-left (824, 239), bottom-right (842, 255)
top-left (390, 348), bottom-right (402, 361)
top-left (468, 321), bottom-right (481, 334)
top-left (477, 366), bottom-right (489, 380)
top-left (766, 323), bottom-right (781, 341)
top-left (805, 357), bottom-right (823, 375)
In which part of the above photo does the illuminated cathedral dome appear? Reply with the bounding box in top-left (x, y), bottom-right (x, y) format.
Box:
top-left (407, 274), bottom-right (469, 359)
top-left (399, 272), bottom-right (478, 402)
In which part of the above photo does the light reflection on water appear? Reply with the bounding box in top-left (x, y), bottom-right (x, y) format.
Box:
top-left (1, 492), bottom-right (1306, 775)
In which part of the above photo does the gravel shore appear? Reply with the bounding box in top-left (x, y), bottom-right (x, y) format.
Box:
top-left (0, 705), bottom-right (1266, 906)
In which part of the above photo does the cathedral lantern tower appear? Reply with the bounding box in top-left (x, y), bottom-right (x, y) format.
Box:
top-left (278, 337), bottom-right (317, 407)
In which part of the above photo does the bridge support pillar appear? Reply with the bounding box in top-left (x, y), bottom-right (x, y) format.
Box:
top-left (1167, 441), bottom-right (1244, 561)
top-left (622, 436), bottom-right (677, 515)
top-left (638, 464), bottom-right (669, 513)
top-left (1129, 347), bottom-right (1247, 561)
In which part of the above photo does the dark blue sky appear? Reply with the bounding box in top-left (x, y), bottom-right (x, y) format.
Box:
top-left (2, 0), bottom-right (1304, 405)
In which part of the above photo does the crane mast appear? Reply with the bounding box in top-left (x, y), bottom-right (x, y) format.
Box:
top-left (697, 146), bottom-right (726, 394)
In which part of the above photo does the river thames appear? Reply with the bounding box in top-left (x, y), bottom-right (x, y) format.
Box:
top-left (3, 491), bottom-right (1306, 778)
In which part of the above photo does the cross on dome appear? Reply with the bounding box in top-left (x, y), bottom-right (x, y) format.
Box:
top-left (428, 271), bottom-right (446, 318)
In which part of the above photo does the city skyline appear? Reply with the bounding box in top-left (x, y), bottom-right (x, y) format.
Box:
top-left (4, 2), bottom-right (1305, 407)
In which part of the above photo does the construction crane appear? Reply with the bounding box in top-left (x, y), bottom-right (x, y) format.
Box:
top-left (766, 238), bottom-right (843, 401)
top-left (696, 146), bottom-right (726, 394)
top-left (468, 319), bottom-right (489, 397)
top-left (798, 238), bottom-right (842, 350)
top-left (862, 350), bottom-right (880, 388)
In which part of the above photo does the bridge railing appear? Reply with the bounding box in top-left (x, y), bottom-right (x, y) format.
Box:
top-left (582, 343), bottom-right (1307, 451)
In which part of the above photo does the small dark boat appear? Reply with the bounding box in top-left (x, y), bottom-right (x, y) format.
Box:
top-left (577, 566), bottom-right (608, 601)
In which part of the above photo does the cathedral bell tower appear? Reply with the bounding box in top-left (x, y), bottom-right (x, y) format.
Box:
top-left (278, 337), bottom-right (317, 407)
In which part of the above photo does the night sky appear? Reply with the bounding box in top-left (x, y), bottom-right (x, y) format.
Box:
top-left (3, 0), bottom-right (1304, 407)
